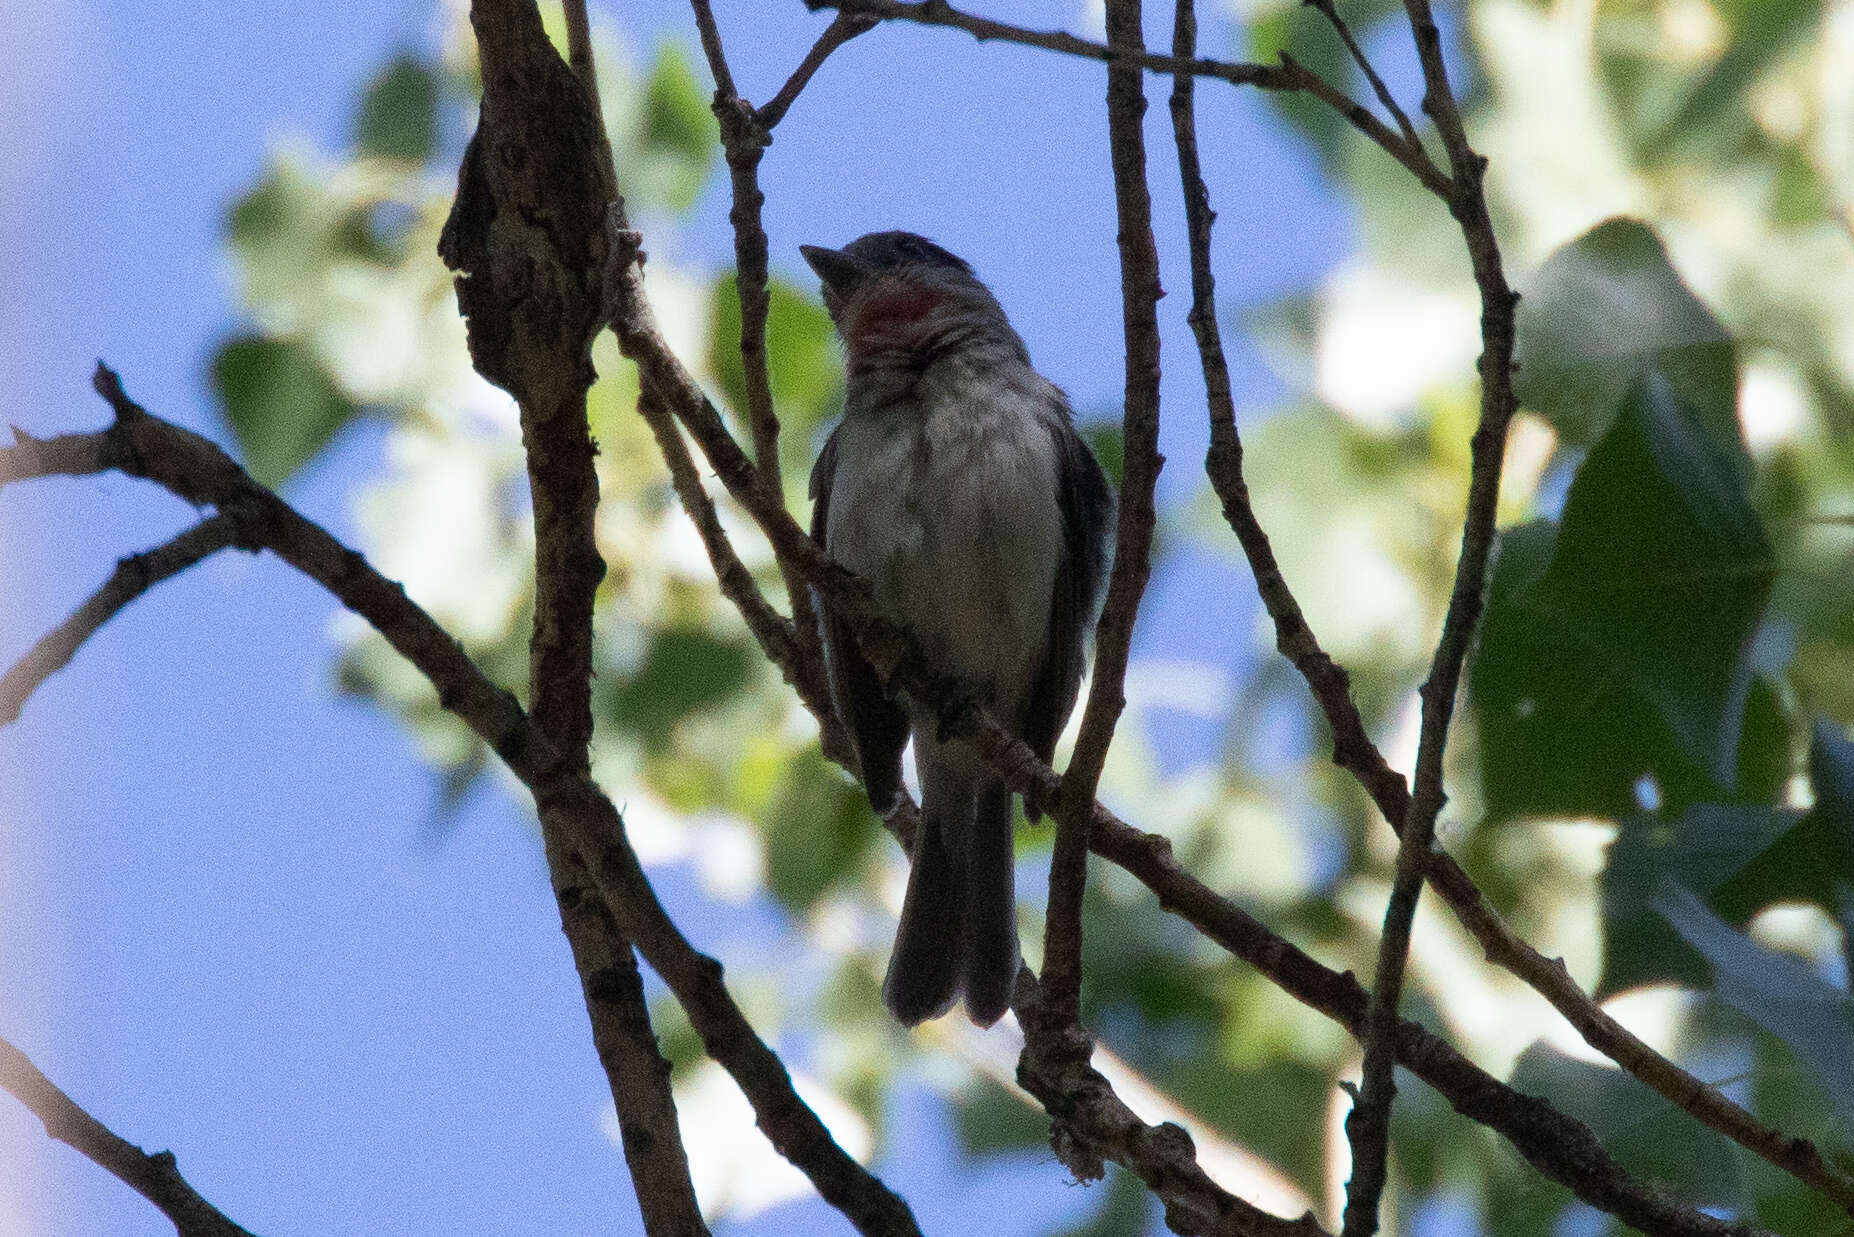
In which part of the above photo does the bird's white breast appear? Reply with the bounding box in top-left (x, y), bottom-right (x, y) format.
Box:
top-left (826, 364), bottom-right (1063, 714)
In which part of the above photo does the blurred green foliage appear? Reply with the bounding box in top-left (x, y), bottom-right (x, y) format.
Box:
top-left (213, 0), bottom-right (1854, 1232)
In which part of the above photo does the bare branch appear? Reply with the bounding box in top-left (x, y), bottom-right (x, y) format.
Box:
top-left (0, 514), bottom-right (244, 724)
top-left (1341, 5), bottom-right (1521, 1232)
top-left (1302, 0), bottom-right (1421, 152)
top-left (1041, 0), bottom-right (1166, 1042)
top-left (757, 11), bottom-right (879, 130)
top-left (1014, 975), bottom-right (1330, 1237)
top-left (801, 0), bottom-right (1450, 196)
top-left (687, 0), bottom-right (859, 716)
top-left (448, 5), bottom-right (711, 1230)
top-left (0, 1033), bottom-right (259, 1237)
top-left (687, 0), bottom-right (740, 101)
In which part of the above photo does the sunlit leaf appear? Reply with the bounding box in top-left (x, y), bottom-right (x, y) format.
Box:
top-left (635, 42), bottom-right (717, 211)
top-left (211, 334), bottom-right (361, 487)
top-left (709, 272), bottom-right (842, 469)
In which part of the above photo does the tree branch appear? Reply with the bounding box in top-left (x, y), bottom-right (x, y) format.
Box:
top-left (1014, 974), bottom-right (1330, 1237)
top-left (1341, 6), bottom-right (1520, 1232)
top-left (0, 1033), bottom-right (259, 1237)
top-left (444, 3), bottom-right (710, 1231)
top-left (757, 11), bottom-right (880, 130)
top-left (800, 0), bottom-right (1450, 196)
top-left (1302, 0), bottom-right (1421, 153)
top-left (1040, 0), bottom-right (1166, 1043)
top-left (0, 512), bottom-right (245, 724)
top-left (687, 1), bottom-right (870, 706)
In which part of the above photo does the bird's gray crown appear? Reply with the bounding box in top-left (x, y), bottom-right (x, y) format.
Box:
top-left (800, 231), bottom-right (975, 296)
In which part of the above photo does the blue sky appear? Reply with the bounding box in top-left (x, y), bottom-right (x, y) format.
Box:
top-left (0, 2), bottom-right (1359, 1232)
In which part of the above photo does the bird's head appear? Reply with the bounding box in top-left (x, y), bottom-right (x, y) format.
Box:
top-left (800, 232), bottom-right (1022, 371)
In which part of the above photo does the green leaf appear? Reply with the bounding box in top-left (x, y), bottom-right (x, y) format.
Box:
top-left (1601, 803), bottom-right (1801, 993)
top-left (211, 334), bottom-right (360, 487)
top-left (636, 43), bottom-right (717, 211)
top-left (1473, 521), bottom-right (1683, 819)
top-left (1719, 721), bottom-right (1854, 915)
top-left (708, 273), bottom-right (842, 466)
top-left (1536, 372), bottom-right (1772, 776)
top-left (1654, 883), bottom-right (1854, 1127)
top-left (605, 627), bottom-right (755, 751)
top-left (1515, 219), bottom-right (1742, 472)
top-left (761, 750), bottom-right (872, 913)
top-left (354, 54), bottom-right (439, 164)
top-left (1476, 373), bottom-right (1774, 818)
top-left (1509, 1041), bottom-right (1747, 1212)
top-left (1079, 420), bottom-right (1125, 491)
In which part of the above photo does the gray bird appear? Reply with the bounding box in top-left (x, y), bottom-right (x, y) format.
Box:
top-left (803, 232), bottom-right (1115, 1027)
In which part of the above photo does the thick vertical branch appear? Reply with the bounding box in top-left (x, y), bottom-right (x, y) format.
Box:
top-left (444, 2), bottom-right (707, 1231)
top-left (1042, 0), bottom-right (1166, 1036)
top-left (1341, 2), bottom-right (1519, 1232)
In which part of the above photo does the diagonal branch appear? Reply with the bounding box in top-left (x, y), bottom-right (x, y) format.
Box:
top-left (0, 1033), bottom-right (259, 1237)
top-left (800, 0), bottom-right (1450, 196)
top-left (1302, 0), bottom-right (1421, 152)
top-left (0, 511), bottom-right (245, 724)
top-left (758, 11), bottom-right (880, 130)
top-left (18, 364), bottom-right (920, 1237)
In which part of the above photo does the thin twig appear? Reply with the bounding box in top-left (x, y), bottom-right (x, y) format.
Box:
top-left (1043, 0), bottom-right (1166, 1041)
top-left (1340, 4), bottom-right (1520, 1232)
top-left (687, 0), bottom-right (740, 100)
top-left (802, 0), bottom-right (1450, 196)
top-left (1302, 0), bottom-right (1421, 151)
top-left (0, 514), bottom-right (244, 724)
top-left (757, 11), bottom-right (880, 129)
top-left (0, 1033), bottom-right (259, 1237)
top-left (689, 0), bottom-right (864, 709)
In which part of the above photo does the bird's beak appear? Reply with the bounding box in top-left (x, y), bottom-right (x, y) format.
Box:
top-left (800, 244), bottom-right (872, 296)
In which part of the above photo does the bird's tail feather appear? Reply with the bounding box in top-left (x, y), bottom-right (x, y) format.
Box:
top-left (883, 810), bottom-right (965, 1025)
top-left (961, 779), bottom-right (1019, 1026)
